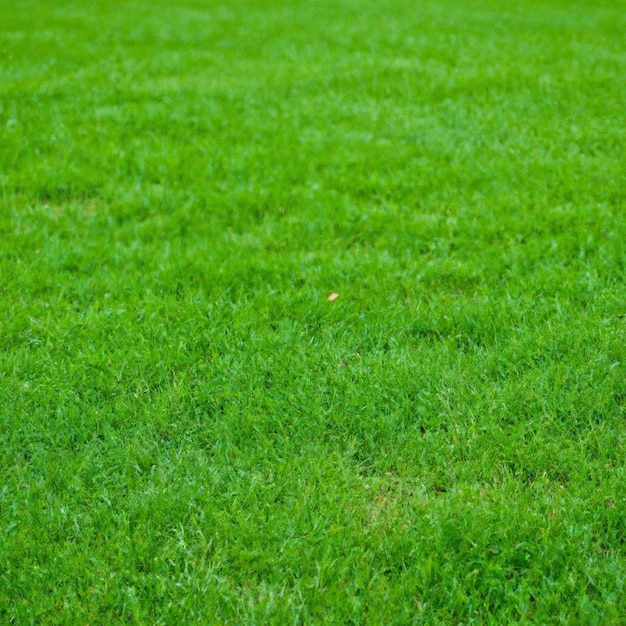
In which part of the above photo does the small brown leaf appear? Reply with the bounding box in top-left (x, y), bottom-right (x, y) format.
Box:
top-left (327, 293), bottom-right (339, 301)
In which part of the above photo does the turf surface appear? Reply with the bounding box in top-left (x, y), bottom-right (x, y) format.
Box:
top-left (1, 0), bottom-right (626, 622)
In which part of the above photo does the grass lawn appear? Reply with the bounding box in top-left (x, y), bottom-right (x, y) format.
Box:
top-left (1, 0), bottom-right (625, 622)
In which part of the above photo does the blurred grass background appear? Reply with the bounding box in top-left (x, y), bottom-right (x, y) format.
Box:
top-left (1, 0), bottom-right (625, 622)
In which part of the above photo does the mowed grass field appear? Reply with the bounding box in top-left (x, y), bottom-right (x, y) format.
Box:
top-left (1, 0), bottom-right (625, 622)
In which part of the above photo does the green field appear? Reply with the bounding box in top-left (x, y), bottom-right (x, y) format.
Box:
top-left (1, 0), bottom-right (625, 622)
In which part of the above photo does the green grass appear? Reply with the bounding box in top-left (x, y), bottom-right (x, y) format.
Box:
top-left (1, 0), bottom-right (626, 622)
